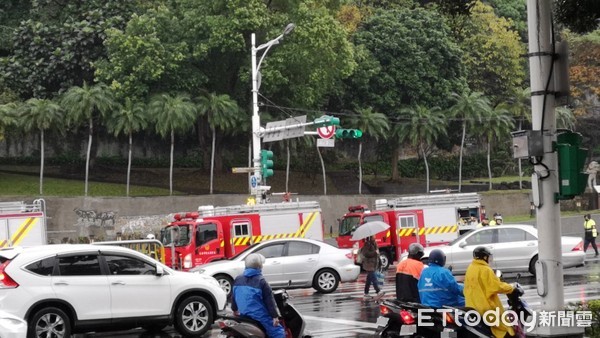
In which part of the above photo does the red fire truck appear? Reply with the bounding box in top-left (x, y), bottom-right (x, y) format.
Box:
top-left (160, 201), bottom-right (324, 270)
top-left (335, 193), bottom-right (482, 269)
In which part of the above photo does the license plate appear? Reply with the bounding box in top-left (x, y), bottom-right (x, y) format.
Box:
top-left (400, 324), bottom-right (417, 335)
top-left (376, 316), bottom-right (389, 326)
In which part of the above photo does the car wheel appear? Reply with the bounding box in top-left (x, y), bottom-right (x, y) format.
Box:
top-left (215, 274), bottom-right (234, 296)
top-left (174, 295), bottom-right (214, 337)
top-left (529, 255), bottom-right (538, 275)
top-left (379, 252), bottom-right (391, 270)
top-left (28, 306), bottom-right (71, 338)
top-left (313, 269), bottom-right (340, 293)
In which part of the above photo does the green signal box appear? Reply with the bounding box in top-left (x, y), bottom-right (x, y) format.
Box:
top-left (556, 131), bottom-right (587, 200)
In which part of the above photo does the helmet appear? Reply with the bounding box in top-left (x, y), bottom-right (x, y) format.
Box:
top-left (429, 249), bottom-right (446, 267)
top-left (494, 214), bottom-right (502, 220)
top-left (473, 246), bottom-right (492, 260)
top-left (146, 234), bottom-right (155, 240)
top-left (408, 243), bottom-right (424, 260)
top-left (245, 253), bottom-right (266, 269)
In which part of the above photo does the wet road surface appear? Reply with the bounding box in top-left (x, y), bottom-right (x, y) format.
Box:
top-left (77, 254), bottom-right (600, 338)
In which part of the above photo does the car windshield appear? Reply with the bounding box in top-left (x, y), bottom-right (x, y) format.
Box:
top-left (339, 216), bottom-right (362, 236)
top-left (448, 229), bottom-right (474, 246)
top-left (160, 225), bottom-right (192, 247)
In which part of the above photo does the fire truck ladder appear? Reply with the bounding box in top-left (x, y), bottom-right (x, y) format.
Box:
top-left (376, 193), bottom-right (480, 210)
top-left (197, 201), bottom-right (321, 216)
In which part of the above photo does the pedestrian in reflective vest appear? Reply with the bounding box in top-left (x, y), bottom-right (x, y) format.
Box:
top-left (584, 214), bottom-right (598, 257)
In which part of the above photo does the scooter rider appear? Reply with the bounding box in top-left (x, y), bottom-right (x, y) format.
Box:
top-left (464, 247), bottom-right (515, 338)
top-left (395, 243), bottom-right (425, 302)
top-left (231, 253), bottom-right (285, 338)
top-left (417, 249), bottom-right (465, 307)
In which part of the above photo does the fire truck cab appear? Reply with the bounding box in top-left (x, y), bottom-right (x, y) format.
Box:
top-left (160, 201), bottom-right (324, 270)
top-left (336, 193), bottom-right (482, 269)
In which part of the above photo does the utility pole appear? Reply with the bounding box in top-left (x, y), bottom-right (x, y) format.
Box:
top-left (527, 0), bottom-right (583, 336)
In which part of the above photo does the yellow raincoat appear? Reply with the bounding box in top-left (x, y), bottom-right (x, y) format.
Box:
top-left (464, 259), bottom-right (515, 338)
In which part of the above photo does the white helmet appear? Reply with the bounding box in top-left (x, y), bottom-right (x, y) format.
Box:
top-left (146, 234), bottom-right (155, 240)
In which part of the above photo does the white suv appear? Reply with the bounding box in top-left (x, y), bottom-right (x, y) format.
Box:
top-left (0, 244), bottom-right (227, 338)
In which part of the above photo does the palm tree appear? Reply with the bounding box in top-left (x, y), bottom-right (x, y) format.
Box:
top-left (19, 98), bottom-right (63, 195)
top-left (479, 104), bottom-right (515, 190)
top-left (62, 83), bottom-right (116, 196)
top-left (149, 93), bottom-right (197, 195)
top-left (348, 108), bottom-right (390, 194)
top-left (196, 92), bottom-right (239, 194)
top-left (0, 102), bottom-right (18, 142)
top-left (504, 87), bottom-right (531, 189)
top-left (106, 98), bottom-right (149, 197)
top-left (449, 91), bottom-right (491, 192)
top-left (390, 124), bottom-right (409, 181)
top-left (397, 105), bottom-right (447, 193)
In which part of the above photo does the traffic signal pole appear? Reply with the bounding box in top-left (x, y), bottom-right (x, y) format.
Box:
top-left (251, 33), bottom-right (262, 201)
top-left (527, 1), bottom-right (582, 336)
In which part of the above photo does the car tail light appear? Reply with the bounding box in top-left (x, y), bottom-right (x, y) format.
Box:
top-left (345, 252), bottom-right (353, 260)
top-left (0, 261), bottom-right (18, 289)
top-left (217, 320), bottom-right (226, 329)
top-left (400, 309), bottom-right (415, 325)
top-left (572, 241), bottom-right (584, 251)
top-left (379, 304), bottom-right (392, 315)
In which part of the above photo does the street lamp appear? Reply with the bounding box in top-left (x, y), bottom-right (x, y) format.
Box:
top-left (251, 23), bottom-right (295, 201)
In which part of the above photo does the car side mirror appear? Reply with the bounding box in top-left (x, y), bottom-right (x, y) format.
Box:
top-left (459, 242), bottom-right (467, 248)
top-left (156, 265), bottom-right (164, 276)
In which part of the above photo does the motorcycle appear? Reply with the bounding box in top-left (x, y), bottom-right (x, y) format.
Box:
top-left (374, 265), bottom-right (463, 338)
top-left (216, 289), bottom-right (311, 338)
top-left (444, 272), bottom-right (533, 338)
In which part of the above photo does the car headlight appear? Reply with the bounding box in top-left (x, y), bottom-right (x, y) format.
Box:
top-left (0, 317), bottom-right (25, 329)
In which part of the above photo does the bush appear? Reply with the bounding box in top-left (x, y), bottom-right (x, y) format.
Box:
top-left (567, 300), bottom-right (600, 337)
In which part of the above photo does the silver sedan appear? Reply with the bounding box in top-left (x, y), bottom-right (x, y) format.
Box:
top-left (190, 238), bottom-right (360, 296)
top-left (410, 224), bottom-right (585, 275)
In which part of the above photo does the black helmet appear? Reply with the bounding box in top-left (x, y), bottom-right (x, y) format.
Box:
top-left (408, 243), bottom-right (424, 259)
top-left (429, 249), bottom-right (446, 267)
top-left (473, 246), bottom-right (492, 260)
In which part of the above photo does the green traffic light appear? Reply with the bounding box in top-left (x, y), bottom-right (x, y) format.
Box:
top-left (335, 129), bottom-right (363, 139)
top-left (260, 149), bottom-right (274, 178)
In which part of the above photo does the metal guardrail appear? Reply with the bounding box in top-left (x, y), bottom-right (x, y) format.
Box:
top-left (92, 239), bottom-right (166, 264)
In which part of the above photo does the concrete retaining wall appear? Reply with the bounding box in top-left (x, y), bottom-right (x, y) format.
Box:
top-left (3, 192), bottom-right (547, 243)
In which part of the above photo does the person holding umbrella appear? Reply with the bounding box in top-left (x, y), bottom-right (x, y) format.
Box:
top-left (360, 236), bottom-right (385, 299)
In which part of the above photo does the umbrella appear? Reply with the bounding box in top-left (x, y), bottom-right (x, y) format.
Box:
top-left (350, 220), bottom-right (390, 241)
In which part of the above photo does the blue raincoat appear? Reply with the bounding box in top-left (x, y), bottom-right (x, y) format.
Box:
top-left (231, 268), bottom-right (285, 338)
top-left (418, 263), bottom-right (465, 308)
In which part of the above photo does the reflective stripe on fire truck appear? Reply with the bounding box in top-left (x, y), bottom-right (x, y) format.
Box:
top-left (397, 225), bottom-right (458, 237)
top-left (227, 212), bottom-right (318, 246)
top-left (0, 217), bottom-right (39, 248)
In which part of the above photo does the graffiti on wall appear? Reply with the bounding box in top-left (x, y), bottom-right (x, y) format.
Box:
top-left (73, 208), bottom-right (117, 227)
top-left (73, 208), bottom-right (175, 241)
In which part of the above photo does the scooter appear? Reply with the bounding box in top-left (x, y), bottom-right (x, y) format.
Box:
top-left (444, 272), bottom-right (533, 338)
top-left (374, 265), bottom-right (463, 338)
top-left (216, 289), bottom-right (311, 338)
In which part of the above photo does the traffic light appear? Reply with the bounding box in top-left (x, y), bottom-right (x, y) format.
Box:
top-left (556, 131), bottom-right (587, 200)
top-left (314, 115), bottom-right (340, 127)
top-left (335, 129), bottom-right (363, 139)
top-left (260, 149), bottom-right (274, 178)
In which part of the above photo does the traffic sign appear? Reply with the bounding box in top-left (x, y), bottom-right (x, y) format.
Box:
top-left (317, 138), bottom-right (335, 147)
top-left (317, 125), bottom-right (336, 139)
top-left (250, 175), bottom-right (258, 188)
